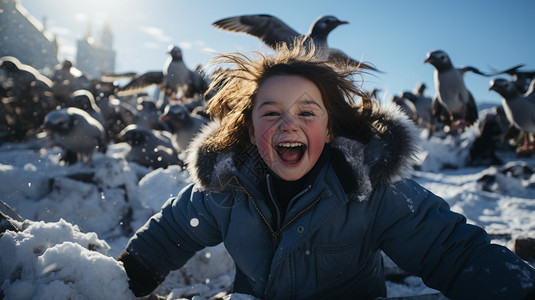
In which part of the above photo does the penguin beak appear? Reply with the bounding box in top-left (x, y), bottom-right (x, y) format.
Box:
top-left (488, 80), bottom-right (496, 91)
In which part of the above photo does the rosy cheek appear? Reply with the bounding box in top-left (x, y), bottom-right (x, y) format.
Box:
top-left (308, 139), bottom-right (324, 155)
top-left (255, 121), bottom-right (278, 142)
top-left (307, 125), bottom-right (328, 153)
top-left (253, 124), bottom-right (274, 161)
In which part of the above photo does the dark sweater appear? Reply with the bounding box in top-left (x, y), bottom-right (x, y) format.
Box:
top-left (264, 145), bottom-right (331, 226)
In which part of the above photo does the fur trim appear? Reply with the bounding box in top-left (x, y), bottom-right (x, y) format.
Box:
top-left (186, 103), bottom-right (421, 195)
top-left (330, 137), bottom-right (372, 201)
top-left (186, 121), bottom-right (236, 191)
top-left (365, 102), bottom-right (422, 185)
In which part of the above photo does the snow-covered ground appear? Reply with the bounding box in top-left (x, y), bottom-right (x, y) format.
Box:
top-left (1, 122), bottom-right (534, 299)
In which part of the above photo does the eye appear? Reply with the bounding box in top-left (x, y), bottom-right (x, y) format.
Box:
top-left (299, 110), bottom-right (315, 117)
top-left (297, 102), bottom-right (324, 118)
top-left (261, 111), bottom-right (280, 117)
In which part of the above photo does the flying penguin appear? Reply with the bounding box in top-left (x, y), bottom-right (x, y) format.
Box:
top-left (212, 14), bottom-right (378, 71)
top-left (489, 64), bottom-right (535, 94)
top-left (103, 46), bottom-right (208, 108)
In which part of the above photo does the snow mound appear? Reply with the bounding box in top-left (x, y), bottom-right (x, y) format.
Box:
top-left (0, 218), bottom-right (134, 299)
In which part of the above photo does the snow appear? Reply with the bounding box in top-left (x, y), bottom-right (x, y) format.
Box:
top-left (1, 119), bottom-right (535, 299)
top-left (0, 219), bottom-right (133, 300)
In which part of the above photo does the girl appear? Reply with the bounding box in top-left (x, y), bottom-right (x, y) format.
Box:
top-left (118, 43), bottom-right (535, 299)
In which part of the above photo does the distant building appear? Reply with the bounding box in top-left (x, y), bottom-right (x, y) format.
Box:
top-left (76, 22), bottom-right (116, 78)
top-left (0, 0), bottom-right (59, 71)
top-left (0, 0), bottom-right (116, 78)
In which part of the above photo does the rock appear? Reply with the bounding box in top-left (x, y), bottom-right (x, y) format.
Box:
top-left (476, 161), bottom-right (535, 193)
top-left (0, 200), bottom-right (23, 234)
top-left (514, 237), bottom-right (535, 262)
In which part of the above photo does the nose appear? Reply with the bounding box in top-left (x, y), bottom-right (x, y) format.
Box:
top-left (279, 114), bottom-right (298, 132)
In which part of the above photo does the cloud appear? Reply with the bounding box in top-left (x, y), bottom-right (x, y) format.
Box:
top-left (139, 26), bottom-right (172, 43)
top-left (92, 11), bottom-right (111, 28)
top-left (178, 40), bottom-right (215, 53)
top-left (74, 13), bottom-right (88, 23)
top-left (202, 47), bottom-right (217, 53)
top-left (178, 42), bottom-right (192, 49)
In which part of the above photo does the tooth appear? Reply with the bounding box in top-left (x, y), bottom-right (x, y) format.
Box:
top-left (279, 143), bottom-right (302, 148)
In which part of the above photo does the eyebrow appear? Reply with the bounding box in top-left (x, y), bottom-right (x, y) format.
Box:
top-left (298, 99), bottom-right (324, 109)
top-left (256, 99), bottom-right (324, 109)
top-left (256, 100), bottom-right (277, 109)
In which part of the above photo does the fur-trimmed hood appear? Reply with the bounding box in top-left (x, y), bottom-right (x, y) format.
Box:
top-left (186, 103), bottom-right (421, 201)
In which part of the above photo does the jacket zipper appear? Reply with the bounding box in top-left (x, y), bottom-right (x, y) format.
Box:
top-left (235, 176), bottom-right (321, 249)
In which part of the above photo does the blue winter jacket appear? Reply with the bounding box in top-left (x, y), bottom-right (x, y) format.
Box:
top-left (121, 106), bottom-right (535, 300)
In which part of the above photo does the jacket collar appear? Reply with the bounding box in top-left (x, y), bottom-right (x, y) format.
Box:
top-left (186, 103), bottom-right (421, 201)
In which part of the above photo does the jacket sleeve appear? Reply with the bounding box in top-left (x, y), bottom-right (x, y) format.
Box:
top-left (118, 183), bottom-right (224, 297)
top-left (371, 179), bottom-right (535, 300)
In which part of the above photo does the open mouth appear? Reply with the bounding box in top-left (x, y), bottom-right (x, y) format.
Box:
top-left (275, 142), bottom-right (307, 165)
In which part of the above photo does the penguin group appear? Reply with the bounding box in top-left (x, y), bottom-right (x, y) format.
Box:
top-left (389, 49), bottom-right (534, 157)
top-left (1, 44), bottom-right (211, 169)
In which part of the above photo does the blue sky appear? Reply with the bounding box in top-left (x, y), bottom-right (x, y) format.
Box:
top-left (19, 0), bottom-right (535, 105)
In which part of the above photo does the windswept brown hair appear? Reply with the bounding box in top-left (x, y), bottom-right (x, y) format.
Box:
top-left (204, 40), bottom-right (378, 152)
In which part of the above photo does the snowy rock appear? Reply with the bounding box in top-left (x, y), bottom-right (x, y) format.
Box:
top-left (415, 127), bottom-right (477, 172)
top-left (477, 161), bottom-right (535, 194)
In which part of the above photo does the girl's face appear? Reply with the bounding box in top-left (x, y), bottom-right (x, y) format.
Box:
top-left (250, 75), bottom-right (332, 181)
